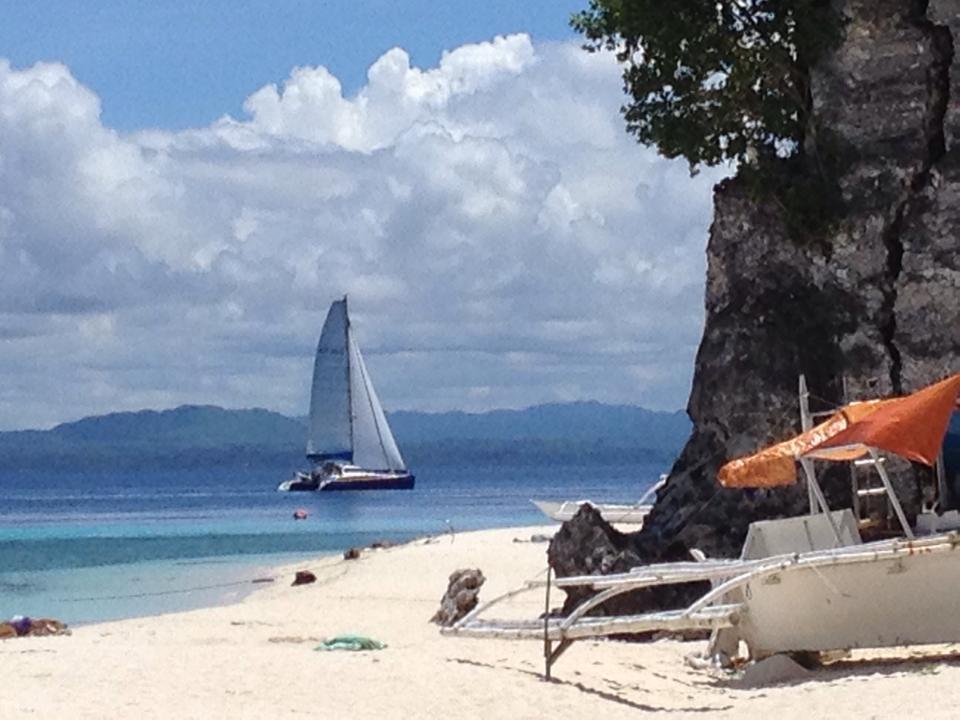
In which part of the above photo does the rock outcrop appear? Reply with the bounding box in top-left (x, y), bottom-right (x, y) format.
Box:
top-left (548, 505), bottom-right (705, 615)
top-left (291, 570), bottom-right (317, 586)
top-left (551, 0), bottom-right (960, 604)
top-left (431, 568), bottom-right (485, 626)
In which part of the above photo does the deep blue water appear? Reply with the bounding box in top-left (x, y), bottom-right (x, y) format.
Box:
top-left (0, 462), bottom-right (663, 624)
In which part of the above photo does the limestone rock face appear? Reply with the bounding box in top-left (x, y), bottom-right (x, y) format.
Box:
top-left (646, 0), bottom-right (960, 560)
top-left (551, 0), bottom-right (960, 603)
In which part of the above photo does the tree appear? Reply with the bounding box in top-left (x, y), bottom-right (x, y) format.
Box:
top-left (571, 1), bottom-right (841, 172)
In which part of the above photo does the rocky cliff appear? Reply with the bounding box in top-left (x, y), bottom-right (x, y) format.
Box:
top-left (550, 0), bottom-right (960, 587)
top-left (643, 0), bottom-right (960, 559)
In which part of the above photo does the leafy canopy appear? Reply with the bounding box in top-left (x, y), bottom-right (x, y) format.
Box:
top-left (571, 1), bottom-right (841, 171)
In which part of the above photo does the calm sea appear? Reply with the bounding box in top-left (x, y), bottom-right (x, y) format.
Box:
top-left (0, 462), bottom-right (664, 624)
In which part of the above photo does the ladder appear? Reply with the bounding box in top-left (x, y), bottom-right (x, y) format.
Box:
top-left (851, 455), bottom-right (889, 528)
top-left (799, 375), bottom-right (913, 537)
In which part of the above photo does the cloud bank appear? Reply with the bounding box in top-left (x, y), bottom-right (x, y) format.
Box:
top-left (0, 35), bottom-right (725, 430)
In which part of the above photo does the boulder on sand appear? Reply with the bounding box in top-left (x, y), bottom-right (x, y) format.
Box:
top-left (430, 568), bottom-right (485, 626)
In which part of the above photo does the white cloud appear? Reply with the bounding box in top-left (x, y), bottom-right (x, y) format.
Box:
top-left (0, 36), bottom-right (725, 429)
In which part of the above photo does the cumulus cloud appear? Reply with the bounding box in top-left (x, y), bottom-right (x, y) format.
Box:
top-left (0, 36), bottom-right (726, 430)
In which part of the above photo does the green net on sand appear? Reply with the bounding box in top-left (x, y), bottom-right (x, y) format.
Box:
top-left (314, 635), bottom-right (387, 651)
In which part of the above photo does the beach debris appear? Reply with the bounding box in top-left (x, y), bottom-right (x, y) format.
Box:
top-left (0, 617), bottom-right (70, 640)
top-left (370, 540), bottom-right (393, 549)
top-left (431, 568), bottom-right (485, 626)
top-left (292, 570), bottom-right (317, 586)
top-left (343, 547), bottom-right (362, 560)
top-left (315, 635), bottom-right (387, 651)
top-left (514, 534), bottom-right (552, 543)
top-left (292, 508), bottom-right (309, 520)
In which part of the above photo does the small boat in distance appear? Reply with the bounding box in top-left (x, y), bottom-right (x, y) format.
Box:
top-left (277, 297), bottom-right (414, 492)
top-left (530, 499), bottom-right (653, 525)
top-left (531, 475), bottom-right (666, 525)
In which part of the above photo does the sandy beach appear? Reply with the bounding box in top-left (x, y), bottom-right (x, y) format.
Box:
top-left (4, 524), bottom-right (960, 719)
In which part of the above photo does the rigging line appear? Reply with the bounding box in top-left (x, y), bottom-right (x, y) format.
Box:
top-left (48, 534), bottom-right (479, 607)
top-left (54, 577), bottom-right (263, 603)
top-left (806, 391), bottom-right (845, 410)
top-left (52, 562), bottom-right (353, 605)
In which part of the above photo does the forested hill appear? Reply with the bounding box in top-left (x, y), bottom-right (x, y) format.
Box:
top-left (0, 402), bottom-right (692, 470)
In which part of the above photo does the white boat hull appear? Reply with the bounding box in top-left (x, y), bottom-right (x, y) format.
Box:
top-left (531, 499), bottom-right (652, 525)
top-left (737, 538), bottom-right (960, 658)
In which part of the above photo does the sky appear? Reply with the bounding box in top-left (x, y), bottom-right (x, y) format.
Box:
top-left (0, 1), bottom-right (726, 430)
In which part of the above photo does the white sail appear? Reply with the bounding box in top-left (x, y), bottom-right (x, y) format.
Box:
top-left (306, 299), bottom-right (352, 460)
top-left (347, 334), bottom-right (406, 471)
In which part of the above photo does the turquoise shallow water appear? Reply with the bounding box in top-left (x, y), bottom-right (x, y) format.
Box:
top-left (0, 462), bottom-right (664, 624)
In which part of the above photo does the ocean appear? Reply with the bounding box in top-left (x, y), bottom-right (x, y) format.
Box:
top-left (0, 461), bottom-right (665, 625)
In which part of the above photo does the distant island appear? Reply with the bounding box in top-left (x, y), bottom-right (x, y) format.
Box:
top-left (0, 402), bottom-right (690, 471)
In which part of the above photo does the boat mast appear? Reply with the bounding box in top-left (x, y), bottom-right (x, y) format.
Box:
top-left (798, 375), bottom-right (817, 514)
top-left (344, 294), bottom-right (354, 462)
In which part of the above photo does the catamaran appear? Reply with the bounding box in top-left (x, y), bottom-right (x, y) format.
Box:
top-left (277, 297), bottom-right (414, 492)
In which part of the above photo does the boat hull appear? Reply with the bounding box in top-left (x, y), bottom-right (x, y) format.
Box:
top-left (531, 499), bottom-right (651, 525)
top-left (319, 473), bottom-right (415, 491)
top-left (737, 537), bottom-right (960, 659)
top-left (278, 472), bottom-right (415, 492)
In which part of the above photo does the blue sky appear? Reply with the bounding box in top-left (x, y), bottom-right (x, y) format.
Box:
top-left (0, 3), bottom-right (725, 429)
top-left (2, 0), bottom-right (583, 130)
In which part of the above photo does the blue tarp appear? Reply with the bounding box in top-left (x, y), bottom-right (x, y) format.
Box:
top-left (945, 412), bottom-right (960, 481)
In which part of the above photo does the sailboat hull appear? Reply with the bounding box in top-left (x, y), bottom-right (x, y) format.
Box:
top-left (278, 470), bottom-right (415, 492)
top-left (319, 473), bottom-right (415, 491)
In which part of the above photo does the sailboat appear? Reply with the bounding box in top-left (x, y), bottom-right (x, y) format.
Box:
top-left (277, 297), bottom-right (414, 492)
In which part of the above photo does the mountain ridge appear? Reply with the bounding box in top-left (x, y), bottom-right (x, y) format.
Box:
top-left (0, 402), bottom-right (692, 470)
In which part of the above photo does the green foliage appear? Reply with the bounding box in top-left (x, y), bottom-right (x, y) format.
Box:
top-left (739, 126), bottom-right (850, 246)
top-left (571, 1), bottom-right (842, 172)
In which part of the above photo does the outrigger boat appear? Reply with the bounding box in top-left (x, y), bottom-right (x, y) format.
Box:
top-left (530, 476), bottom-right (666, 526)
top-left (444, 373), bottom-right (960, 677)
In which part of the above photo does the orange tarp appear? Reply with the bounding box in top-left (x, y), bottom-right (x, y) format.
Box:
top-left (718, 373), bottom-right (960, 489)
top-left (807, 373), bottom-right (960, 465)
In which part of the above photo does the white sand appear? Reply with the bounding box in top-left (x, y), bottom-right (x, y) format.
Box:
top-left (4, 525), bottom-right (960, 719)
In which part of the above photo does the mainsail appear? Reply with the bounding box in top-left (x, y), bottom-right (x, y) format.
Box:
top-left (306, 297), bottom-right (406, 472)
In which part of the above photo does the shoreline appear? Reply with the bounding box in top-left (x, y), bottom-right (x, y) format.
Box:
top-left (5, 523), bottom-right (960, 718)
